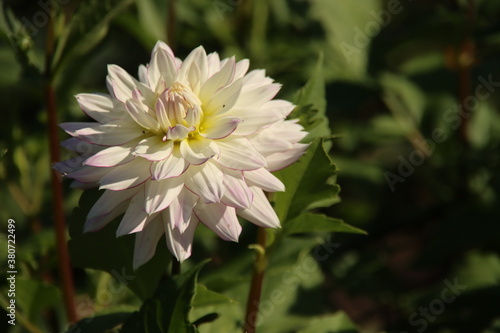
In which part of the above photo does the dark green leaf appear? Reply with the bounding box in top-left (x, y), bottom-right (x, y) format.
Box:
top-left (68, 189), bottom-right (170, 300)
top-left (292, 53), bottom-right (330, 140)
top-left (66, 313), bottom-right (132, 333)
top-left (273, 138), bottom-right (340, 223)
top-left (120, 260), bottom-right (209, 333)
top-left (285, 213), bottom-right (367, 235)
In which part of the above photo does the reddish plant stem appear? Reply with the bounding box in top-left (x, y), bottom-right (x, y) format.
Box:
top-left (243, 227), bottom-right (267, 333)
top-left (44, 0), bottom-right (77, 324)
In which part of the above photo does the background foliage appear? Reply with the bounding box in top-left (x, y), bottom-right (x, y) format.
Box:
top-left (1, 0), bottom-right (500, 332)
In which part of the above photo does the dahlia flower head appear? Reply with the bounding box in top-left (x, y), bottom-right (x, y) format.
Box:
top-left (56, 41), bottom-right (308, 269)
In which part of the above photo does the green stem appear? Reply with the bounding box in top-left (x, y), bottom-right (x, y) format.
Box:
top-left (45, 0), bottom-right (77, 324)
top-left (243, 227), bottom-right (267, 333)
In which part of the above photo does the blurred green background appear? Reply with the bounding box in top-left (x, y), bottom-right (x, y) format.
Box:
top-left (1, 0), bottom-right (500, 332)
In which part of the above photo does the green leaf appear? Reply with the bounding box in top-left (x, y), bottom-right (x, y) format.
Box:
top-left (273, 138), bottom-right (340, 223)
top-left (285, 213), bottom-right (367, 235)
top-left (68, 189), bottom-right (170, 300)
top-left (296, 312), bottom-right (358, 333)
top-left (191, 284), bottom-right (233, 308)
top-left (292, 53), bottom-right (330, 141)
top-left (120, 260), bottom-right (209, 333)
top-left (66, 313), bottom-right (132, 333)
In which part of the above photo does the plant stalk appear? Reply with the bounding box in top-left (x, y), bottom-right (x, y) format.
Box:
top-left (243, 227), bottom-right (268, 333)
top-left (44, 0), bottom-right (77, 324)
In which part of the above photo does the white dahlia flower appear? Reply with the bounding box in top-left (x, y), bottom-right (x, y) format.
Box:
top-left (56, 41), bottom-right (308, 269)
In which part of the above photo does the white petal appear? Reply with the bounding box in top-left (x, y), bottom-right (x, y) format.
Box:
top-left (144, 177), bottom-right (184, 214)
top-left (200, 116), bottom-right (241, 139)
top-left (215, 137), bottom-right (267, 171)
top-left (185, 161), bottom-right (224, 203)
top-left (148, 46), bottom-right (178, 92)
top-left (166, 124), bottom-right (194, 141)
top-left (178, 46), bottom-right (208, 86)
top-left (163, 212), bottom-right (198, 262)
top-left (179, 138), bottom-right (213, 165)
top-left (206, 52), bottom-right (221, 77)
top-left (234, 59), bottom-right (250, 80)
top-left (65, 120), bottom-right (144, 146)
top-left (230, 108), bottom-right (283, 136)
top-left (221, 169), bottom-right (254, 209)
top-left (155, 98), bottom-right (171, 132)
top-left (138, 64), bottom-right (148, 84)
top-left (67, 165), bottom-right (109, 184)
top-left (60, 122), bottom-right (96, 133)
top-left (84, 142), bottom-right (136, 167)
top-left (100, 158), bottom-right (151, 190)
top-left (116, 191), bottom-right (155, 236)
top-left (199, 57), bottom-right (235, 102)
top-left (133, 217), bottom-right (164, 270)
top-left (265, 143), bottom-right (309, 172)
top-left (87, 187), bottom-right (140, 219)
top-left (107, 65), bottom-right (154, 102)
top-left (76, 93), bottom-right (123, 123)
top-left (84, 201), bottom-right (128, 232)
top-left (237, 187), bottom-right (280, 228)
top-left (243, 69), bottom-right (273, 88)
top-left (150, 146), bottom-right (189, 180)
top-left (152, 41), bottom-right (175, 59)
top-left (134, 136), bottom-right (174, 161)
top-left (167, 188), bottom-right (199, 230)
top-left (262, 99), bottom-right (295, 117)
top-left (204, 77), bottom-right (243, 116)
top-left (125, 99), bottom-right (161, 133)
top-left (235, 83), bottom-right (281, 109)
top-left (195, 202), bottom-right (241, 241)
top-left (244, 168), bottom-right (285, 192)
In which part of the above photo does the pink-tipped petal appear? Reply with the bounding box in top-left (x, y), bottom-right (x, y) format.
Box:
top-left (116, 191), bottom-right (156, 236)
top-left (148, 46), bottom-right (178, 92)
top-left (100, 158), bottom-right (151, 191)
top-left (244, 168), bottom-right (285, 192)
top-left (144, 177), bottom-right (184, 214)
top-left (133, 217), bottom-right (164, 270)
top-left (221, 169), bottom-right (254, 209)
top-left (134, 136), bottom-right (174, 161)
top-left (84, 143), bottom-right (136, 167)
top-left (215, 137), bottom-right (267, 171)
top-left (184, 162), bottom-right (224, 203)
top-left (195, 202), bottom-right (241, 242)
top-left (162, 212), bottom-right (198, 262)
top-left (200, 116), bottom-right (241, 139)
top-left (199, 57), bottom-right (235, 102)
top-left (150, 146), bottom-right (188, 180)
top-left (237, 187), bottom-right (280, 228)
